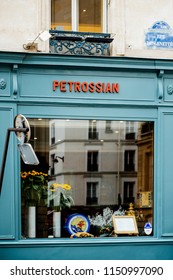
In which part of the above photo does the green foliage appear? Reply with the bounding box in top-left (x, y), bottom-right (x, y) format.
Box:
top-left (21, 171), bottom-right (48, 205)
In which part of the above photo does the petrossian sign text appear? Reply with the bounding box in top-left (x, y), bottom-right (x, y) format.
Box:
top-left (53, 80), bottom-right (119, 94)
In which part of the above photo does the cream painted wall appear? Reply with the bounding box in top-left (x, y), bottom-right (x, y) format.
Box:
top-left (109, 0), bottom-right (173, 58)
top-left (0, 0), bottom-right (173, 58)
top-left (0, 0), bottom-right (50, 52)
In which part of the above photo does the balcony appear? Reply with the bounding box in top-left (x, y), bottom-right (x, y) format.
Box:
top-left (49, 30), bottom-right (114, 56)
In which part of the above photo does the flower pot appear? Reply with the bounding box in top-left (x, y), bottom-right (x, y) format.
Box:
top-left (53, 211), bottom-right (61, 237)
top-left (28, 206), bottom-right (36, 238)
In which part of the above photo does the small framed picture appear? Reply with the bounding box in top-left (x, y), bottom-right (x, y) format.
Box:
top-left (112, 215), bottom-right (138, 235)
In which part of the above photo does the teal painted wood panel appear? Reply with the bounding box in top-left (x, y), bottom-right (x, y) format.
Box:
top-left (0, 107), bottom-right (16, 239)
top-left (161, 111), bottom-right (173, 236)
top-left (18, 104), bottom-right (157, 121)
top-left (0, 241), bottom-right (173, 260)
top-left (19, 68), bottom-right (156, 103)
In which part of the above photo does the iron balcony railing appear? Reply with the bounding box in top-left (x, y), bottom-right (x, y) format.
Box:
top-left (49, 30), bottom-right (114, 56)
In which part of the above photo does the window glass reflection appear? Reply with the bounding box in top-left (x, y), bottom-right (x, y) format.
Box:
top-left (79, 0), bottom-right (102, 32)
top-left (21, 119), bottom-right (154, 238)
top-left (51, 0), bottom-right (102, 32)
top-left (51, 0), bottom-right (71, 30)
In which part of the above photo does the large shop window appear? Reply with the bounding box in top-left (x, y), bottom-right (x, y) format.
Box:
top-left (21, 119), bottom-right (154, 239)
top-left (51, 0), bottom-right (106, 32)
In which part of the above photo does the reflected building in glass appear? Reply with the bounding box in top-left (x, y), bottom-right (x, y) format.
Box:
top-left (21, 118), bottom-right (154, 238)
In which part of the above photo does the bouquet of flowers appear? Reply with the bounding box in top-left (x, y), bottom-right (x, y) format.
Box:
top-left (49, 182), bottom-right (74, 211)
top-left (21, 170), bottom-right (48, 205)
top-left (88, 207), bottom-right (125, 236)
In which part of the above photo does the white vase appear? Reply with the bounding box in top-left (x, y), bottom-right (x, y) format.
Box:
top-left (28, 206), bottom-right (36, 238)
top-left (53, 211), bottom-right (61, 237)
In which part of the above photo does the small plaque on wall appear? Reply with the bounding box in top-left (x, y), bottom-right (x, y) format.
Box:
top-left (112, 215), bottom-right (138, 235)
top-left (137, 191), bottom-right (152, 208)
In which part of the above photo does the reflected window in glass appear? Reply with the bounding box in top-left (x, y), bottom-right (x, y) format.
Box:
top-left (21, 119), bottom-right (154, 238)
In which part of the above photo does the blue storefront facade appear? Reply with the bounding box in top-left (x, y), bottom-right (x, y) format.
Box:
top-left (0, 51), bottom-right (173, 260)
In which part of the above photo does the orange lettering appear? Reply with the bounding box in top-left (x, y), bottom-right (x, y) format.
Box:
top-left (105, 83), bottom-right (112, 93)
top-left (74, 82), bottom-right (81, 92)
top-left (102, 83), bottom-right (105, 93)
top-left (68, 81), bottom-right (74, 92)
top-left (53, 80), bottom-right (119, 94)
top-left (53, 80), bottom-right (60, 91)
top-left (89, 82), bottom-right (95, 93)
top-left (112, 83), bottom-right (119, 93)
top-left (81, 82), bottom-right (89, 92)
top-left (96, 82), bottom-right (102, 93)
top-left (60, 81), bottom-right (67, 92)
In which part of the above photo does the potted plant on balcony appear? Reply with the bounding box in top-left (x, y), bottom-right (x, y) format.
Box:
top-left (21, 170), bottom-right (48, 238)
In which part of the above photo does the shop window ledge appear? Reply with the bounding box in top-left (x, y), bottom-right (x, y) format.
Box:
top-left (49, 30), bottom-right (114, 56)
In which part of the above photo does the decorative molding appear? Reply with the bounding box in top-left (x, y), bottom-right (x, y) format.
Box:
top-left (0, 235), bottom-right (15, 240)
top-left (167, 84), bottom-right (173, 95)
top-left (12, 64), bottom-right (18, 97)
top-left (158, 70), bottom-right (164, 101)
top-left (0, 78), bottom-right (7, 90)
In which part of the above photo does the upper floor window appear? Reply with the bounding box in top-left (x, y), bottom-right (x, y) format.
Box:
top-left (105, 120), bottom-right (113, 133)
top-left (51, 0), bottom-right (71, 31)
top-left (123, 182), bottom-right (135, 204)
top-left (126, 121), bottom-right (135, 140)
top-left (124, 150), bottom-right (135, 171)
top-left (86, 182), bottom-right (98, 205)
top-left (51, 0), bottom-right (107, 33)
top-left (87, 151), bottom-right (99, 171)
top-left (88, 120), bottom-right (98, 140)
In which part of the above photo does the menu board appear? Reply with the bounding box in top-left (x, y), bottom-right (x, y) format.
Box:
top-left (112, 215), bottom-right (138, 235)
